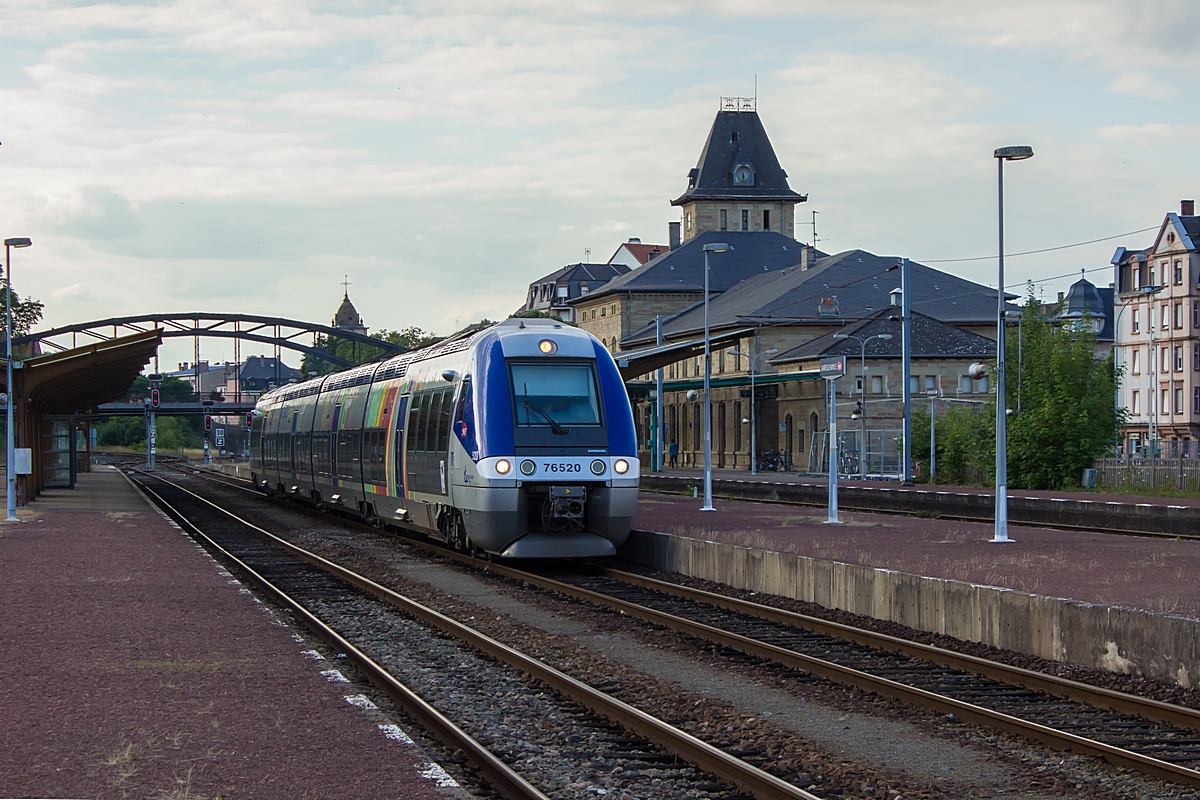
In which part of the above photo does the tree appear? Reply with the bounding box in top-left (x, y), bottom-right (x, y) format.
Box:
top-left (124, 375), bottom-right (195, 403)
top-left (0, 279), bottom-right (44, 350)
top-left (913, 294), bottom-right (1123, 489)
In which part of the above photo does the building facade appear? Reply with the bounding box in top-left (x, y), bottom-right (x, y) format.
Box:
top-left (521, 262), bottom-right (630, 323)
top-left (1113, 201), bottom-right (1200, 451)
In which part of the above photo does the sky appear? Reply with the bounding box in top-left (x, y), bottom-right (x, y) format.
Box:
top-left (2, 0), bottom-right (1199, 370)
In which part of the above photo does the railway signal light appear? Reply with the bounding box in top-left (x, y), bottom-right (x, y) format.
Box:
top-left (150, 388), bottom-right (160, 408)
top-left (246, 412), bottom-right (253, 430)
top-left (204, 414), bottom-right (212, 432)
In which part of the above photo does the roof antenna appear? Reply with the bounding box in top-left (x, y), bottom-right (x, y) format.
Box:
top-left (754, 74), bottom-right (757, 110)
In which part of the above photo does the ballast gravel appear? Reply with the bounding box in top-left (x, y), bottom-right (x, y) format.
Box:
top-left (180, 473), bottom-right (1200, 799)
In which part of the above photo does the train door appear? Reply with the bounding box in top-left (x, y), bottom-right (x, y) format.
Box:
top-left (289, 409), bottom-right (299, 475)
top-left (329, 403), bottom-right (342, 483)
top-left (393, 395), bottom-right (409, 497)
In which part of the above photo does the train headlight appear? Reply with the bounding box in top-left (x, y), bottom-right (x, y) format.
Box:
top-left (538, 339), bottom-right (557, 354)
top-left (590, 459), bottom-right (606, 475)
top-left (520, 460), bottom-right (536, 476)
top-left (495, 459), bottom-right (512, 475)
top-left (613, 459), bottom-right (629, 474)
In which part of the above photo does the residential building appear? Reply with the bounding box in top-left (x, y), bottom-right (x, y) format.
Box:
top-left (520, 262), bottom-right (631, 323)
top-left (1113, 200), bottom-right (1200, 451)
top-left (1052, 273), bottom-right (1114, 358)
top-left (607, 237), bottom-right (670, 269)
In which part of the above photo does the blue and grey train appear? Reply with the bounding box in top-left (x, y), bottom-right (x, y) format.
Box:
top-left (249, 318), bottom-right (640, 558)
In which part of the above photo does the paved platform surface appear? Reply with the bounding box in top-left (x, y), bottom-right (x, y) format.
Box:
top-left (648, 465), bottom-right (1200, 507)
top-left (633, 490), bottom-right (1200, 618)
top-left (0, 466), bottom-right (460, 799)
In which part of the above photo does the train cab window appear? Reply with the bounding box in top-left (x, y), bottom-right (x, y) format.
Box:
top-left (510, 363), bottom-right (601, 426)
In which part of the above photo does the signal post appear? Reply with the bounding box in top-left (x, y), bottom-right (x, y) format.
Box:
top-left (146, 373), bottom-right (161, 470)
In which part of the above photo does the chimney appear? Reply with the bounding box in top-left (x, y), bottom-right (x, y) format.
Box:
top-left (1183, 199), bottom-right (1195, 217)
top-left (668, 221), bottom-right (681, 250)
top-left (627, 237), bottom-right (641, 244)
top-left (1057, 291), bottom-right (1064, 303)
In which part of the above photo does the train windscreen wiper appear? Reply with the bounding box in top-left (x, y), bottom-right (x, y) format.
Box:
top-left (523, 384), bottom-right (569, 435)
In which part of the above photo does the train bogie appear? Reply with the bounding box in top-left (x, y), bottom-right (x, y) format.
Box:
top-left (249, 318), bottom-right (639, 558)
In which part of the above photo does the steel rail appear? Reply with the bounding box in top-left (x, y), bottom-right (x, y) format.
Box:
top-left (123, 472), bottom-right (549, 800)
top-left (177, 466), bottom-right (1200, 788)
top-left (135, 469), bottom-right (821, 800)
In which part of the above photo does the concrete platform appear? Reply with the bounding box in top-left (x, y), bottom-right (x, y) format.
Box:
top-left (628, 491), bottom-right (1200, 687)
top-left (0, 466), bottom-right (466, 799)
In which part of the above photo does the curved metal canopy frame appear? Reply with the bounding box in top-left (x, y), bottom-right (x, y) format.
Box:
top-left (14, 313), bottom-right (406, 370)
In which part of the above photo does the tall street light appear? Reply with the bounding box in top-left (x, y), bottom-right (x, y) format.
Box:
top-left (4, 237), bottom-right (32, 523)
top-left (993, 145), bottom-right (1033, 543)
top-left (834, 331), bottom-right (892, 479)
top-left (729, 346), bottom-right (777, 474)
top-left (700, 242), bottom-right (731, 511)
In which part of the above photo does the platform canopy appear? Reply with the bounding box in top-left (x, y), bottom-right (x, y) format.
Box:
top-left (6, 329), bottom-right (163, 415)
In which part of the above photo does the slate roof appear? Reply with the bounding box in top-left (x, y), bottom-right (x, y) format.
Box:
top-left (621, 247), bottom-right (1012, 346)
top-left (671, 110), bottom-right (805, 205)
top-left (530, 262), bottom-right (629, 286)
top-left (241, 355), bottom-right (302, 383)
top-left (575, 230), bottom-right (818, 304)
top-left (1057, 275), bottom-right (1114, 343)
top-left (770, 308), bottom-right (996, 365)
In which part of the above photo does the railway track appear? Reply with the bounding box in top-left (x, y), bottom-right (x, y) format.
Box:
top-left (127, 469), bottom-right (821, 800)
top-left (168, 466), bottom-right (1200, 791)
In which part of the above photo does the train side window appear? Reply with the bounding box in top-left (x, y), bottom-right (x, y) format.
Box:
top-left (407, 394), bottom-right (421, 454)
top-left (437, 390), bottom-right (453, 453)
top-left (412, 392), bottom-right (428, 452)
top-left (417, 393), bottom-right (436, 453)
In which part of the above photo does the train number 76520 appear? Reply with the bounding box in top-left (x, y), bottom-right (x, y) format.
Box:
top-left (543, 462), bottom-right (582, 473)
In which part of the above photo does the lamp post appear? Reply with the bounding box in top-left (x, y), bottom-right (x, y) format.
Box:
top-left (701, 242), bottom-right (731, 511)
top-left (993, 145), bottom-right (1034, 543)
top-left (834, 332), bottom-right (892, 478)
top-left (4, 237), bottom-right (31, 523)
top-left (729, 346), bottom-right (778, 474)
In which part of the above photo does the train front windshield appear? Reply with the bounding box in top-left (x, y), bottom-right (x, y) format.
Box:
top-left (511, 363), bottom-right (601, 426)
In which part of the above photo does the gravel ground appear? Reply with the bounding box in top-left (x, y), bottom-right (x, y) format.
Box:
top-left (173, 473), bottom-right (1200, 799)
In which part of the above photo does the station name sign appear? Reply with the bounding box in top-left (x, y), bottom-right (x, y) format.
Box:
top-left (819, 357), bottom-right (846, 380)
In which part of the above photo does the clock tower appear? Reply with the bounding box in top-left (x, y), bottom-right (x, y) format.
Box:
top-left (672, 97), bottom-right (806, 243)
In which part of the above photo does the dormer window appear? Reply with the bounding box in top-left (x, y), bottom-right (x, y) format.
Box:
top-left (732, 160), bottom-right (755, 187)
top-left (731, 131), bottom-right (739, 144)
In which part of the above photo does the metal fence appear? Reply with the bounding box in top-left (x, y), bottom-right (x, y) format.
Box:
top-left (1094, 457), bottom-right (1200, 493)
top-left (807, 429), bottom-right (904, 478)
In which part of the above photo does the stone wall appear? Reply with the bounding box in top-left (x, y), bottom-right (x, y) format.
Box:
top-left (622, 528), bottom-right (1200, 686)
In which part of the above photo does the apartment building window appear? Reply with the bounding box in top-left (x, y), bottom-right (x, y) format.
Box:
top-left (720, 209), bottom-right (727, 230)
top-left (1175, 259), bottom-right (1184, 285)
top-left (924, 375), bottom-right (937, 393)
top-left (1195, 344), bottom-right (1200, 371)
top-left (1163, 388), bottom-right (1171, 415)
top-left (1162, 304), bottom-right (1170, 330)
top-left (1162, 261), bottom-right (1170, 284)
top-left (1177, 387), bottom-right (1185, 415)
top-left (600, 306), bottom-right (606, 317)
top-left (741, 209), bottom-right (749, 231)
top-left (1176, 302), bottom-right (1184, 329)
top-left (1162, 346), bottom-right (1170, 373)
top-left (580, 284), bottom-right (589, 296)
top-left (910, 375), bottom-right (919, 393)
top-left (685, 211), bottom-right (692, 231)
top-left (763, 210), bottom-right (771, 230)
top-left (1195, 301), bottom-right (1200, 329)
top-left (960, 375), bottom-right (972, 393)
top-left (1132, 390), bottom-right (1140, 415)
top-left (1195, 387), bottom-right (1200, 415)
top-left (855, 377), bottom-right (864, 394)
top-left (1177, 345), bottom-right (1184, 372)
top-left (732, 350), bottom-right (741, 371)
top-left (1132, 307), bottom-right (1140, 333)
top-left (718, 348), bottom-right (726, 374)
top-left (976, 376), bottom-right (990, 394)
top-left (1151, 265), bottom-right (1157, 286)
top-left (872, 375), bottom-right (884, 394)
top-left (1132, 348), bottom-right (1141, 374)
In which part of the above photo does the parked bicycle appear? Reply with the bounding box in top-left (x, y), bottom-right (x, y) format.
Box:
top-left (755, 450), bottom-right (784, 472)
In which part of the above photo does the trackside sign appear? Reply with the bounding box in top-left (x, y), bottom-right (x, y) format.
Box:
top-left (819, 357), bottom-right (846, 380)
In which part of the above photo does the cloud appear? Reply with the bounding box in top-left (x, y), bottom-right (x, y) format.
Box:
top-left (1107, 71), bottom-right (1176, 99)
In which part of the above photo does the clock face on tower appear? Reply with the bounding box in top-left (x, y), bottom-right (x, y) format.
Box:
top-left (733, 164), bottom-right (753, 186)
